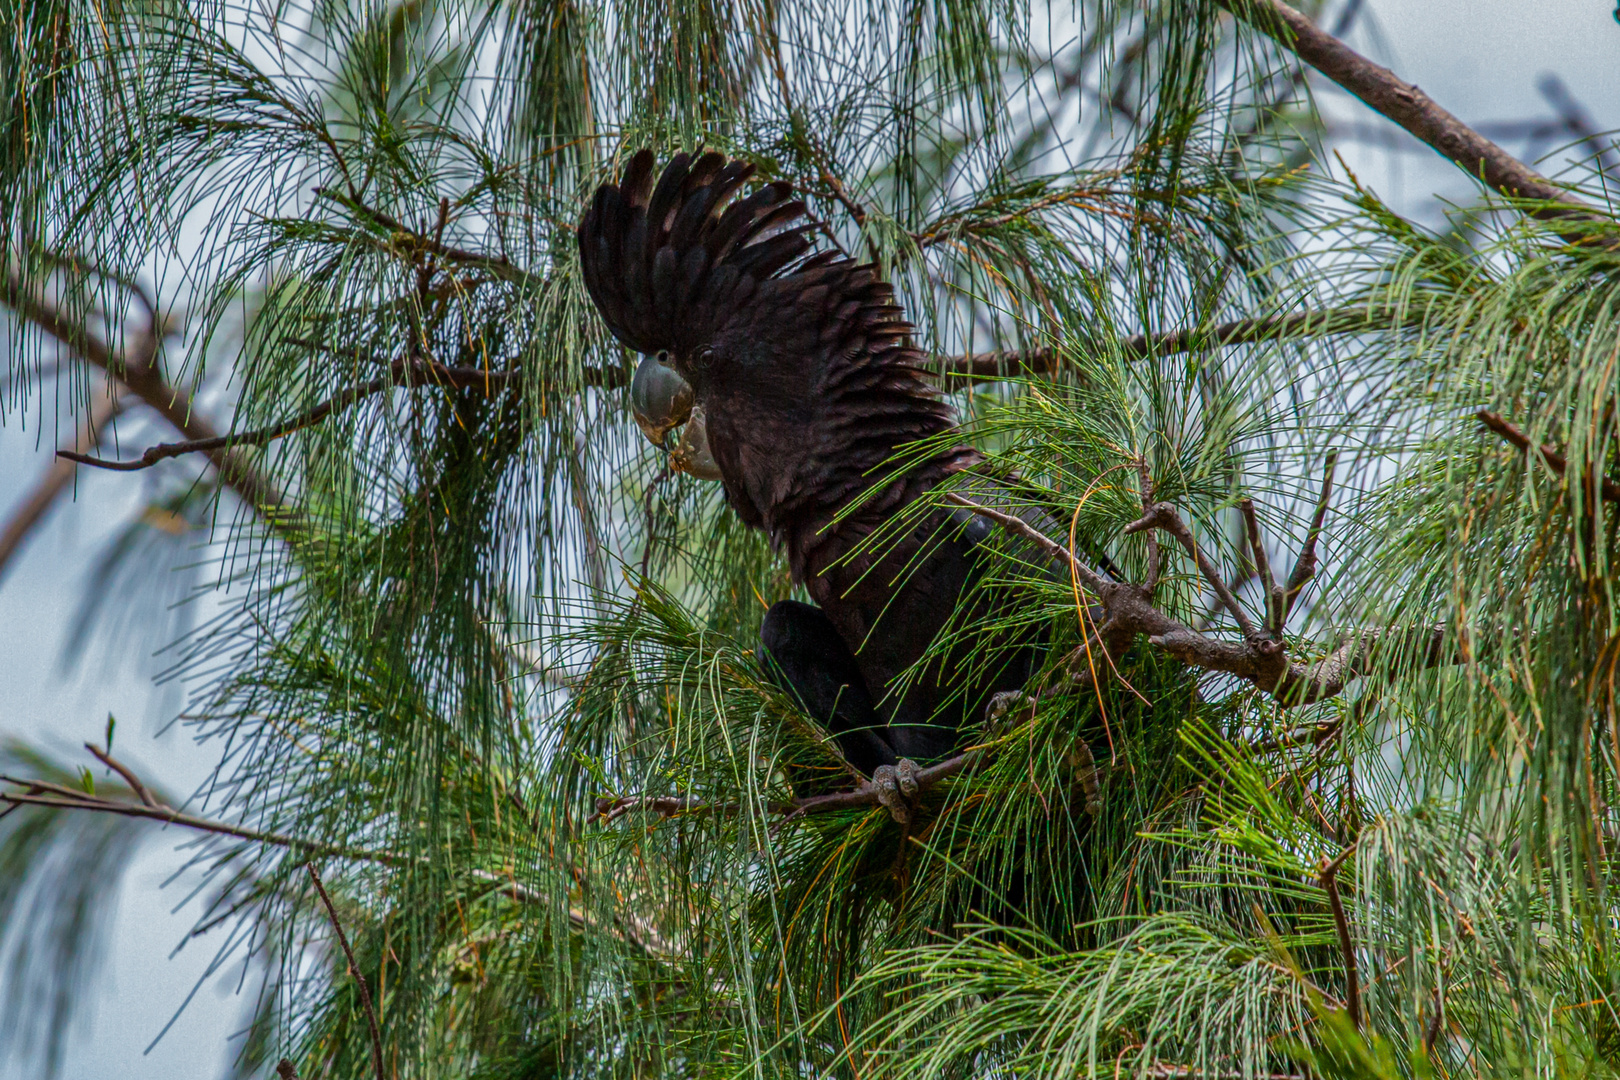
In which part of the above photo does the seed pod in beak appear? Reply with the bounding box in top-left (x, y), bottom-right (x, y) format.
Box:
top-left (669, 405), bottom-right (723, 480)
top-left (629, 352), bottom-right (694, 448)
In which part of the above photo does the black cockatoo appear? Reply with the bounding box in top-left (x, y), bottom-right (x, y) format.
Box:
top-left (577, 149), bottom-right (1047, 816)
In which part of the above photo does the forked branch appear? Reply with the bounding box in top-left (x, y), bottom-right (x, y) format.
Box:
top-left (952, 460), bottom-right (1453, 707)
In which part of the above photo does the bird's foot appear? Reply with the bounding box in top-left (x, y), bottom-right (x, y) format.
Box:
top-left (870, 759), bottom-right (921, 825)
top-left (986, 690), bottom-right (1038, 734)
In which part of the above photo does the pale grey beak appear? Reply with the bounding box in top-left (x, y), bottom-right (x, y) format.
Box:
top-left (629, 353), bottom-right (721, 480)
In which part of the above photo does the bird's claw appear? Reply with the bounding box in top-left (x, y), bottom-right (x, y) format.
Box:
top-left (871, 759), bottom-right (921, 824)
top-left (986, 690), bottom-right (1036, 734)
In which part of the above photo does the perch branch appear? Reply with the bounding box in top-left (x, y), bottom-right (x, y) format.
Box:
top-left (599, 484), bottom-right (1465, 838)
top-left (591, 750), bottom-right (985, 826)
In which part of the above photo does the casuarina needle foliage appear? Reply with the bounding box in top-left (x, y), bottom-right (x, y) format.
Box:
top-left (1, 0), bottom-right (1619, 1077)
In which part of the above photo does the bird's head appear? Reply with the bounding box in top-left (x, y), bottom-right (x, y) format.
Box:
top-left (629, 350), bottom-right (721, 480)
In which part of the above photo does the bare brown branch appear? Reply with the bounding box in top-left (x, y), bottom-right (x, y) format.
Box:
top-left (314, 187), bottom-right (533, 286)
top-left (1478, 409), bottom-right (1620, 503)
top-left (1222, 0), bottom-right (1608, 234)
top-left (56, 360), bottom-right (535, 473)
top-left (1, 263), bottom-right (289, 518)
top-left (0, 383), bottom-right (128, 582)
top-left (1285, 453), bottom-right (1337, 618)
top-left (952, 492), bottom-right (1453, 707)
top-left (932, 306), bottom-right (1406, 386)
top-left (1137, 460), bottom-right (1162, 593)
top-left (1240, 498), bottom-right (1283, 636)
top-left (1318, 848), bottom-right (1361, 1030)
top-left (942, 493), bottom-right (1110, 594)
top-left (591, 750), bottom-right (985, 826)
top-left (85, 742), bottom-right (158, 807)
top-left (306, 863), bottom-right (386, 1080)
top-left (1127, 502), bottom-right (1261, 639)
top-left (0, 765), bottom-right (409, 867)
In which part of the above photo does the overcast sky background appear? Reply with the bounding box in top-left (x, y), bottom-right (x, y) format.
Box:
top-left (1, 1), bottom-right (1616, 1075)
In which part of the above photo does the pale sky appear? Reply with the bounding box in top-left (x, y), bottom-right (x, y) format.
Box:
top-left (1, 1), bottom-right (1616, 1075)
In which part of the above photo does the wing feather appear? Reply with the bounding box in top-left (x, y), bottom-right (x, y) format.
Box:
top-left (577, 150), bottom-right (812, 356)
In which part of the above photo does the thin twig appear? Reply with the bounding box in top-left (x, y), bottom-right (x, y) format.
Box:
top-left (56, 361), bottom-right (525, 473)
top-left (306, 863), bottom-right (386, 1080)
top-left (1318, 848), bottom-right (1361, 1031)
top-left (85, 743), bottom-right (157, 807)
top-left (639, 466), bottom-right (672, 582)
top-left (933, 305), bottom-right (1408, 385)
top-left (814, 171), bottom-right (882, 264)
top-left (1240, 498), bottom-right (1283, 636)
top-left (314, 187), bottom-right (533, 285)
top-left (1424, 986), bottom-right (1445, 1056)
top-left (1285, 453), bottom-right (1337, 618)
top-left (590, 794), bottom-right (709, 826)
top-left (1127, 503), bottom-right (1260, 638)
top-left (1245, 718), bottom-right (1342, 756)
top-left (942, 493), bottom-right (1109, 594)
top-left (1478, 409), bottom-right (1620, 503)
top-left (1138, 459), bottom-right (1161, 593)
top-left (0, 769), bottom-right (408, 866)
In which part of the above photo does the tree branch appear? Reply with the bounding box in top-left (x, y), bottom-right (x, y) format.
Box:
top-left (931, 306), bottom-right (1412, 386)
top-left (1285, 452), bottom-right (1338, 618)
top-left (0, 382), bottom-right (128, 582)
top-left (313, 187), bottom-right (534, 286)
top-left (1128, 502), bottom-right (1260, 638)
top-left (306, 863), bottom-right (386, 1080)
top-left (1, 262), bottom-right (290, 519)
top-left (950, 492), bottom-right (1454, 707)
top-left (1221, 0), bottom-right (1608, 234)
top-left (1478, 409), bottom-right (1620, 503)
top-left (591, 750), bottom-right (985, 827)
top-left (1240, 498), bottom-right (1283, 636)
top-left (1318, 847), bottom-right (1361, 1030)
top-left (55, 360), bottom-right (537, 473)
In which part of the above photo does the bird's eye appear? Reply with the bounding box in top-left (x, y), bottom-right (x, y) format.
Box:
top-left (630, 352), bottom-right (694, 448)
